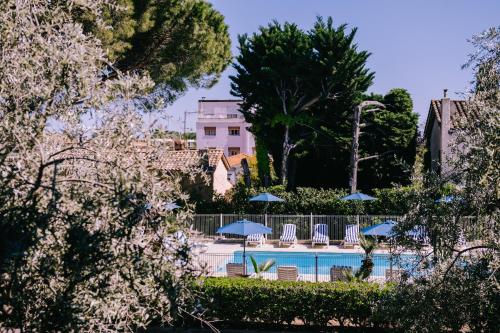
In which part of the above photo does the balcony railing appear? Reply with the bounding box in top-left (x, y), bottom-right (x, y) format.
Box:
top-left (198, 113), bottom-right (245, 120)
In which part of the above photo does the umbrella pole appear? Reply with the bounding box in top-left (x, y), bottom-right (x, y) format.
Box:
top-left (243, 236), bottom-right (247, 275)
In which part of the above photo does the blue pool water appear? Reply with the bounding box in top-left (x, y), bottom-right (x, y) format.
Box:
top-left (220, 251), bottom-right (417, 277)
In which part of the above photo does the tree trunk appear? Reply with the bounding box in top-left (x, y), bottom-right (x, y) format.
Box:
top-left (349, 105), bottom-right (361, 193)
top-left (287, 156), bottom-right (297, 191)
top-left (281, 126), bottom-right (292, 187)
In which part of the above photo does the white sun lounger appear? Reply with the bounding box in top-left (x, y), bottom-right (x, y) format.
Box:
top-left (342, 224), bottom-right (359, 248)
top-left (164, 231), bottom-right (207, 253)
top-left (312, 223), bottom-right (329, 247)
top-left (279, 224), bottom-right (297, 247)
top-left (411, 225), bottom-right (430, 244)
top-left (246, 233), bottom-right (265, 247)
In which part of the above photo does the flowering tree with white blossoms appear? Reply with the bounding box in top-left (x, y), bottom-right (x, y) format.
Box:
top-left (0, 1), bottom-right (208, 331)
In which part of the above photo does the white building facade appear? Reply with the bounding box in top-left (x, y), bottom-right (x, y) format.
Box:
top-left (196, 99), bottom-right (256, 156)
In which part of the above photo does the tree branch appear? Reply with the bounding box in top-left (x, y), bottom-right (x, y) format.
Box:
top-left (358, 150), bottom-right (395, 162)
top-left (439, 245), bottom-right (500, 284)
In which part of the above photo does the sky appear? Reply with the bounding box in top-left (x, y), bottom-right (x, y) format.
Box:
top-left (164, 0), bottom-right (500, 133)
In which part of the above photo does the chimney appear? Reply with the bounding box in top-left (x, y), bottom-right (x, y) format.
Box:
top-left (440, 89), bottom-right (451, 173)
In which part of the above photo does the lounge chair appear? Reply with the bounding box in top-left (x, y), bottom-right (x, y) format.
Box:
top-left (330, 265), bottom-right (352, 281)
top-left (385, 268), bottom-right (404, 282)
top-left (279, 224), bottom-right (297, 247)
top-left (226, 263), bottom-right (244, 277)
top-left (312, 223), bottom-right (329, 247)
top-left (246, 233), bottom-right (265, 247)
top-left (277, 266), bottom-right (299, 281)
top-left (169, 230), bottom-right (208, 253)
top-left (342, 224), bottom-right (359, 248)
top-left (410, 225), bottom-right (430, 244)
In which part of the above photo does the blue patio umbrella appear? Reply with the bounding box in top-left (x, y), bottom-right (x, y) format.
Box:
top-left (341, 192), bottom-right (377, 228)
top-left (362, 220), bottom-right (397, 237)
top-left (216, 219), bottom-right (272, 275)
top-left (341, 192), bottom-right (377, 201)
top-left (249, 192), bottom-right (284, 215)
top-left (249, 192), bottom-right (285, 202)
top-left (363, 220), bottom-right (426, 241)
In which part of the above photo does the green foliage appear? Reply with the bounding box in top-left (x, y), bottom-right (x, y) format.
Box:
top-left (388, 262), bottom-right (500, 332)
top-left (249, 256), bottom-right (276, 278)
top-left (255, 139), bottom-right (272, 186)
top-left (0, 1), bottom-right (203, 331)
top-left (200, 277), bottom-right (394, 327)
top-left (387, 27), bottom-right (500, 333)
top-left (357, 235), bottom-right (378, 280)
top-left (358, 89), bottom-right (419, 188)
top-left (196, 184), bottom-right (415, 215)
top-left (78, 0), bottom-right (232, 98)
top-left (231, 16), bottom-right (374, 187)
top-left (231, 16), bottom-right (418, 190)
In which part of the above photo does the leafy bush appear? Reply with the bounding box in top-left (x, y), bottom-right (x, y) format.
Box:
top-left (385, 262), bottom-right (500, 332)
top-left (196, 184), bottom-right (416, 215)
top-left (199, 277), bottom-right (394, 327)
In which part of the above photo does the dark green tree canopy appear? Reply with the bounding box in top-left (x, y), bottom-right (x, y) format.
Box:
top-left (78, 0), bottom-right (232, 98)
top-left (357, 89), bottom-right (419, 188)
top-left (231, 17), bottom-right (374, 188)
top-left (231, 17), bottom-right (418, 190)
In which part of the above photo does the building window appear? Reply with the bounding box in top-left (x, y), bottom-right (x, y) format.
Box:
top-left (227, 114), bottom-right (238, 119)
top-left (204, 127), bottom-right (216, 136)
top-left (228, 147), bottom-right (240, 156)
top-left (228, 127), bottom-right (240, 136)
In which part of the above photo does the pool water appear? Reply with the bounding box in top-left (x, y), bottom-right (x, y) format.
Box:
top-left (220, 251), bottom-right (417, 277)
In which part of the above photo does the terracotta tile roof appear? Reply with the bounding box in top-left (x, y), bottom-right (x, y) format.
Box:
top-left (163, 149), bottom-right (228, 172)
top-left (424, 99), bottom-right (471, 138)
top-left (226, 153), bottom-right (251, 168)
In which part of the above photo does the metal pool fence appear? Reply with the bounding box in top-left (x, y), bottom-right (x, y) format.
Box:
top-left (191, 214), bottom-right (404, 241)
top-left (197, 252), bottom-right (413, 282)
top-left (190, 214), bottom-right (484, 242)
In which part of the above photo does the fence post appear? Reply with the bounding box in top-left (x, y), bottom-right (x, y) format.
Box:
top-left (315, 253), bottom-right (318, 282)
top-left (310, 212), bottom-right (313, 240)
top-left (219, 213), bottom-right (223, 237)
top-left (265, 213), bottom-right (268, 240)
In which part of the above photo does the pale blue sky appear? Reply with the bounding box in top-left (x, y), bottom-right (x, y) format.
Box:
top-left (164, 0), bottom-right (500, 133)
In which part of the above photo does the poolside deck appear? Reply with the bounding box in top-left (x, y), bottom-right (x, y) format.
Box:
top-left (204, 240), bottom-right (397, 255)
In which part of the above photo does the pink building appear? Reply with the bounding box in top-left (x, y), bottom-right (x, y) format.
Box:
top-left (196, 99), bottom-right (255, 156)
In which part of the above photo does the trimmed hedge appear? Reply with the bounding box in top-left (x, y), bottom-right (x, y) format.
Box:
top-left (196, 184), bottom-right (415, 215)
top-left (199, 277), bottom-right (394, 328)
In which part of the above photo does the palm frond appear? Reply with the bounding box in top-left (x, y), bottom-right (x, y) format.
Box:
top-left (249, 255), bottom-right (259, 273)
top-left (259, 259), bottom-right (276, 272)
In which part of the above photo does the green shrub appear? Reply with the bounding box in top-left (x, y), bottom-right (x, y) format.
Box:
top-left (196, 184), bottom-right (416, 215)
top-left (199, 277), bottom-right (394, 327)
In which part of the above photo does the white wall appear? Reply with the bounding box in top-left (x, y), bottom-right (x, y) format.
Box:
top-left (212, 159), bottom-right (233, 195)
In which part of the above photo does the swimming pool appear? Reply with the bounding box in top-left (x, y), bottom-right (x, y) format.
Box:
top-left (218, 251), bottom-right (417, 277)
